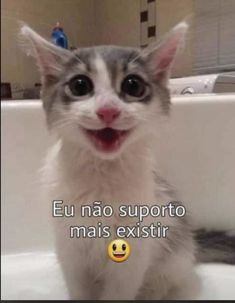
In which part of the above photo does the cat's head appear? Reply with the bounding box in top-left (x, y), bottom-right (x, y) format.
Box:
top-left (20, 23), bottom-right (187, 159)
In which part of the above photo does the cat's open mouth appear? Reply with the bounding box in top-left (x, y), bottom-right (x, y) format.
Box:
top-left (84, 127), bottom-right (130, 152)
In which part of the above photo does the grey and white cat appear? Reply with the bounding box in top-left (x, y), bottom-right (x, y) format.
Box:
top-left (20, 22), bottom-right (199, 300)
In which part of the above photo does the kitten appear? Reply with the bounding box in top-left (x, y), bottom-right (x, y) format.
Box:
top-left (20, 22), bottom-right (199, 300)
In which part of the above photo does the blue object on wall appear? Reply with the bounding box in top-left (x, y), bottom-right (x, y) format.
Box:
top-left (51, 22), bottom-right (68, 49)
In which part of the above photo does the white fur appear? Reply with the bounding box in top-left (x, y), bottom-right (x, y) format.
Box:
top-left (42, 134), bottom-right (197, 299)
top-left (42, 74), bottom-right (197, 299)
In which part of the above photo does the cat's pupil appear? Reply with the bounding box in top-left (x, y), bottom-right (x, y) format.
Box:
top-left (112, 244), bottom-right (117, 251)
top-left (68, 75), bottom-right (93, 97)
top-left (122, 244), bottom-right (126, 251)
top-left (121, 75), bottom-right (146, 98)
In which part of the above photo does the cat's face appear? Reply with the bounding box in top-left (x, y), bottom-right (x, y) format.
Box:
top-left (20, 23), bottom-right (187, 159)
top-left (42, 46), bottom-right (171, 159)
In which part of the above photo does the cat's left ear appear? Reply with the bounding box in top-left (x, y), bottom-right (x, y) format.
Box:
top-left (19, 25), bottom-right (72, 85)
top-left (143, 22), bottom-right (188, 84)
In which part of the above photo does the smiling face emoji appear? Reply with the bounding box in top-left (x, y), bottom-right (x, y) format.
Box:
top-left (108, 239), bottom-right (131, 262)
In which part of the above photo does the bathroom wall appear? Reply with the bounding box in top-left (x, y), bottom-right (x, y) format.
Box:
top-left (1, 0), bottom-right (96, 96)
top-left (1, 0), bottom-right (193, 96)
top-left (94, 0), bottom-right (140, 47)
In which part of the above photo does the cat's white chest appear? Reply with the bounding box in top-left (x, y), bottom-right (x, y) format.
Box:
top-left (44, 141), bottom-right (157, 245)
top-left (45, 140), bottom-right (156, 208)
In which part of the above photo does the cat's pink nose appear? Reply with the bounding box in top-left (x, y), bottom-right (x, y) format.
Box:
top-left (96, 107), bottom-right (120, 124)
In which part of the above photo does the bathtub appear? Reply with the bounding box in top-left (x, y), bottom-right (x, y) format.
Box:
top-left (1, 94), bottom-right (235, 300)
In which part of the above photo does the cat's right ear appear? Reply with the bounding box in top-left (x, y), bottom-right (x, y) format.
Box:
top-left (141, 21), bottom-right (188, 85)
top-left (19, 25), bottom-right (71, 84)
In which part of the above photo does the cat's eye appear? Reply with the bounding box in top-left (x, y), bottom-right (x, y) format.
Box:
top-left (121, 75), bottom-right (146, 98)
top-left (68, 75), bottom-right (93, 97)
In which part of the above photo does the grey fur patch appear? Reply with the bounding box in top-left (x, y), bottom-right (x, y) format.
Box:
top-left (41, 84), bottom-right (58, 114)
top-left (153, 172), bottom-right (177, 199)
top-left (97, 46), bottom-right (144, 89)
top-left (153, 84), bottom-right (170, 114)
top-left (65, 48), bottom-right (97, 73)
top-left (195, 229), bottom-right (235, 264)
top-left (162, 215), bottom-right (193, 257)
top-left (153, 171), bottom-right (193, 255)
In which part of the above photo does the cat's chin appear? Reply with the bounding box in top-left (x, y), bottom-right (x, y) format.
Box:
top-left (82, 127), bottom-right (131, 154)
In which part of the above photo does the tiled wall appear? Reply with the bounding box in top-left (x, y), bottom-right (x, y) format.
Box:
top-left (140, 0), bottom-right (156, 47)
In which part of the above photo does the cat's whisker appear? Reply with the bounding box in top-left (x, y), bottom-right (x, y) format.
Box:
top-left (50, 119), bottom-right (74, 129)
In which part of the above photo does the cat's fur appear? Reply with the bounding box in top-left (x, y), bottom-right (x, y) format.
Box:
top-left (20, 22), bottom-right (199, 300)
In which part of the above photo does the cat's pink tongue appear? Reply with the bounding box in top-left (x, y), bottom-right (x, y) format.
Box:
top-left (86, 128), bottom-right (129, 152)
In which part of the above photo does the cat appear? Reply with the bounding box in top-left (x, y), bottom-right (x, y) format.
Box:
top-left (20, 22), bottom-right (200, 300)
